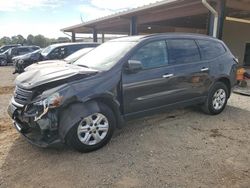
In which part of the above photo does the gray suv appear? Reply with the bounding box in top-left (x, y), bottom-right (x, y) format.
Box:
top-left (8, 34), bottom-right (237, 152)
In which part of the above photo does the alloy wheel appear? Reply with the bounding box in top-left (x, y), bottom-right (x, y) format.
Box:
top-left (212, 89), bottom-right (226, 110)
top-left (77, 113), bottom-right (109, 145)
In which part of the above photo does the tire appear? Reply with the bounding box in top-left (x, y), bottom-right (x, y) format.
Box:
top-left (202, 82), bottom-right (229, 115)
top-left (66, 103), bottom-right (115, 152)
top-left (0, 59), bottom-right (7, 66)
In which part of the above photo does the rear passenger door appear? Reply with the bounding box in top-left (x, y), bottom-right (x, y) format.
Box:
top-left (166, 39), bottom-right (211, 101)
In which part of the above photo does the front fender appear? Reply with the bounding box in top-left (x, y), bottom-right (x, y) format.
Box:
top-left (58, 101), bottom-right (100, 142)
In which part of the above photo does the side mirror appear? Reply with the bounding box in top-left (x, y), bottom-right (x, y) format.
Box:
top-left (126, 60), bottom-right (143, 73)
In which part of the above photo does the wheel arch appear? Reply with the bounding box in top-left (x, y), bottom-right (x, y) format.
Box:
top-left (93, 96), bottom-right (124, 128)
top-left (58, 97), bottom-right (124, 142)
top-left (216, 77), bottom-right (231, 97)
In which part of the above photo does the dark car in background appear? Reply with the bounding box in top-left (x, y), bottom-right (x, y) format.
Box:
top-left (0, 49), bottom-right (10, 66)
top-left (0, 46), bottom-right (40, 66)
top-left (13, 42), bottom-right (99, 73)
top-left (0, 44), bottom-right (21, 53)
top-left (7, 34), bottom-right (237, 152)
top-left (24, 47), bottom-right (94, 72)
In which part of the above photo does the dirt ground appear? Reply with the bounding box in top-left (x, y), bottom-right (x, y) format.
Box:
top-left (0, 67), bottom-right (250, 188)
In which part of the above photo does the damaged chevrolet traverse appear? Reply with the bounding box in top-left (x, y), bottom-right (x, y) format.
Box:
top-left (8, 34), bottom-right (237, 152)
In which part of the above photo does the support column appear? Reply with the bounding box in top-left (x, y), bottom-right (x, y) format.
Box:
top-left (102, 33), bottom-right (105, 43)
top-left (93, 28), bottom-right (98, 42)
top-left (130, 16), bottom-right (138, 36)
top-left (217, 0), bottom-right (226, 40)
top-left (207, 12), bottom-right (214, 36)
top-left (207, 2), bottom-right (216, 37)
top-left (71, 32), bottom-right (76, 42)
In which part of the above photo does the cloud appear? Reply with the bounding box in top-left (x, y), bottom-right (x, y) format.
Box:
top-left (78, 4), bottom-right (113, 21)
top-left (0, 0), bottom-right (63, 11)
top-left (79, 0), bottom-right (162, 21)
top-left (91, 0), bottom-right (161, 11)
top-left (0, 22), bottom-right (66, 38)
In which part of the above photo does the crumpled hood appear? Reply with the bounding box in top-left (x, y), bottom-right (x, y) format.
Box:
top-left (16, 64), bottom-right (98, 90)
top-left (25, 60), bottom-right (67, 72)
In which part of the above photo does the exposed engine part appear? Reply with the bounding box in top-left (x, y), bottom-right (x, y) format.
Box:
top-left (34, 100), bottom-right (49, 122)
top-left (36, 112), bottom-right (58, 134)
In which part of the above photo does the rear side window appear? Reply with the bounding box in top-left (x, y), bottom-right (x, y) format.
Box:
top-left (18, 48), bottom-right (30, 53)
top-left (31, 46), bottom-right (39, 50)
top-left (130, 40), bottom-right (168, 69)
top-left (67, 46), bottom-right (77, 55)
top-left (67, 45), bottom-right (84, 55)
top-left (197, 40), bottom-right (226, 60)
top-left (167, 39), bottom-right (200, 65)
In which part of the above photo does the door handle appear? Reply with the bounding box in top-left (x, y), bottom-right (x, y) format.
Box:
top-left (162, 73), bottom-right (174, 78)
top-left (201, 67), bottom-right (209, 72)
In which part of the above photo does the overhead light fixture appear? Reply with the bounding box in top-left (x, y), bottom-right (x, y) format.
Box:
top-left (147, 26), bottom-right (152, 30)
top-left (226, 17), bottom-right (250, 24)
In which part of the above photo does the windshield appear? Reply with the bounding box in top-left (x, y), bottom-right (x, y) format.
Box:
top-left (1, 49), bottom-right (10, 55)
top-left (41, 45), bottom-right (55, 56)
top-left (0, 46), bottom-right (9, 53)
top-left (74, 41), bottom-right (137, 71)
top-left (65, 48), bottom-right (93, 63)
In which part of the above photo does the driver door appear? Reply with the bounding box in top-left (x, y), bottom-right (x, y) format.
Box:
top-left (122, 40), bottom-right (178, 114)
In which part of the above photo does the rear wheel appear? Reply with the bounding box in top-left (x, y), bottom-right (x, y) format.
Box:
top-left (66, 103), bottom-right (115, 152)
top-left (202, 82), bottom-right (229, 115)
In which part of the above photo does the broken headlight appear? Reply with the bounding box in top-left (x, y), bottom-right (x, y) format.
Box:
top-left (34, 92), bottom-right (63, 109)
top-left (33, 92), bottom-right (63, 122)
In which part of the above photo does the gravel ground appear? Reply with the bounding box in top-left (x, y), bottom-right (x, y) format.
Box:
top-left (0, 67), bottom-right (250, 188)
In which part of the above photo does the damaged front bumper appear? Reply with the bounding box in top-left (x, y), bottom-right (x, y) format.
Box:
top-left (7, 98), bottom-right (61, 148)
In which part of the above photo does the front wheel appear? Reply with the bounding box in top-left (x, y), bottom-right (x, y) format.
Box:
top-left (66, 103), bottom-right (115, 152)
top-left (0, 59), bottom-right (7, 66)
top-left (202, 82), bottom-right (229, 115)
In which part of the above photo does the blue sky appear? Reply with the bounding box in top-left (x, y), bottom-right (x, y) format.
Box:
top-left (0, 0), bottom-right (159, 38)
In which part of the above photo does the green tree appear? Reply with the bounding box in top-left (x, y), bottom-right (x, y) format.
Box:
top-left (0, 36), bottom-right (11, 46)
top-left (11, 36), bottom-right (18, 44)
top-left (10, 35), bottom-right (26, 45)
top-left (26, 34), bottom-right (34, 45)
top-left (0, 34), bottom-right (71, 48)
top-left (57, 37), bottom-right (71, 43)
top-left (17, 35), bottom-right (26, 44)
top-left (33, 35), bottom-right (47, 47)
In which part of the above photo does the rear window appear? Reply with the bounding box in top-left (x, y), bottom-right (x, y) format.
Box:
top-left (167, 39), bottom-right (200, 65)
top-left (197, 40), bottom-right (226, 60)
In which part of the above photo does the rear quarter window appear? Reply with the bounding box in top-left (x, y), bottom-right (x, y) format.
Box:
top-left (197, 40), bottom-right (226, 60)
top-left (66, 45), bottom-right (83, 55)
top-left (167, 39), bottom-right (200, 65)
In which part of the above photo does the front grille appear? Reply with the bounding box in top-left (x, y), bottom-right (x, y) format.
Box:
top-left (14, 87), bottom-right (33, 105)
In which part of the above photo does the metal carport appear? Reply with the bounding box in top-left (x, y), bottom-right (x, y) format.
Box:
top-left (61, 0), bottom-right (250, 65)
